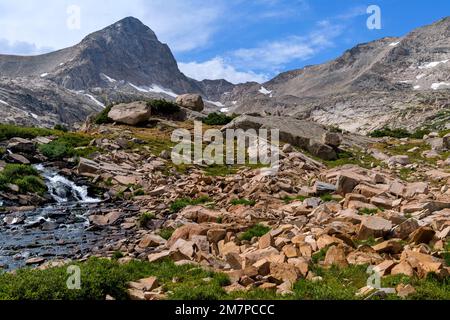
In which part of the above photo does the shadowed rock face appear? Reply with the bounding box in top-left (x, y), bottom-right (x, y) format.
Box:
top-left (0, 17), bottom-right (201, 93)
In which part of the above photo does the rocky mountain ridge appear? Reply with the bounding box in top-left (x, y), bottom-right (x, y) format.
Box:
top-left (0, 16), bottom-right (449, 132)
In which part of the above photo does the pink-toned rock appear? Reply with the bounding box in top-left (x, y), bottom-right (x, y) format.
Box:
top-left (358, 216), bottom-right (392, 240)
top-left (323, 245), bottom-right (349, 268)
top-left (166, 224), bottom-right (208, 247)
top-left (391, 261), bottom-right (414, 277)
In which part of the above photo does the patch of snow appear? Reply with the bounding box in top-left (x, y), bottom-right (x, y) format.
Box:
top-left (29, 113), bottom-right (39, 119)
top-left (40, 73), bottom-right (49, 78)
top-left (431, 82), bottom-right (450, 90)
top-left (129, 83), bottom-right (178, 98)
top-left (419, 60), bottom-right (449, 69)
top-left (416, 74), bottom-right (426, 80)
top-left (389, 41), bottom-right (400, 47)
top-left (399, 80), bottom-right (412, 84)
top-left (59, 63), bottom-right (64, 66)
top-left (259, 86), bottom-right (272, 95)
top-left (232, 101), bottom-right (238, 105)
top-left (102, 73), bottom-right (117, 83)
top-left (220, 108), bottom-right (230, 113)
top-left (0, 99), bottom-right (9, 106)
top-left (147, 84), bottom-right (177, 98)
top-left (413, 85), bottom-right (421, 90)
top-left (129, 83), bottom-right (149, 93)
top-left (84, 94), bottom-right (105, 108)
top-left (206, 100), bottom-right (225, 108)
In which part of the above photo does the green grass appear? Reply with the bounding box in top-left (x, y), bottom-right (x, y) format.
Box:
top-left (354, 237), bottom-right (378, 247)
top-left (399, 168), bottom-right (414, 181)
top-left (283, 194), bottom-right (336, 204)
top-left (203, 165), bottom-right (238, 177)
top-left (170, 196), bottom-right (212, 213)
top-left (320, 193), bottom-right (334, 202)
top-left (381, 274), bottom-right (450, 300)
top-left (1, 258), bottom-right (449, 300)
top-left (293, 265), bottom-right (368, 300)
top-left (0, 258), bottom-right (229, 300)
top-left (230, 199), bottom-right (256, 206)
top-left (358, 208), bottom-right (379, 216)
top-left (322, 149), bottom-right (382, 169)
top-left (283, 195), bottom-right (308, 204)
top-left (239, 224), bottom-right (271, 241)
top-left (39, 133), bottom-right (93, 160)
top-left (0, 164), bottom-right (47, 195)
top-left (0, 124), bottom-right (55, 141)
top-left (159, 228), bottom-right (175, 241)
top-left (311, 246), bottom-right (330, 264)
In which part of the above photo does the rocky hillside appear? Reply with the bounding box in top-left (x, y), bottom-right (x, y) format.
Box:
top-left (225, 17), bottom-right (450, 133)
top-left (0, 110), bottom-right (449, 299)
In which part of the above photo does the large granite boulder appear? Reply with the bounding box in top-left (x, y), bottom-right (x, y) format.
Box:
top-left (108, 101), bottom-right (151, 126)
top-left (176, 94), bottom-right (204, 112)
top-left (221, 115), bottom-right (346, 160)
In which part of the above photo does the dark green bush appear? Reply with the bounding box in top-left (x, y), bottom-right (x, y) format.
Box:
top-left (369, 127), bottom-right (431, 139)
top-left (203, 113), bottom-right (236, 126)
top-left (94, 104), bottom-right (113, 125)
top-left (53, 124), bottom-right (68, 132)
top-left (148, 99), bottom-right (180, 115)
top-left (369, 128), bottom-right (411, 139)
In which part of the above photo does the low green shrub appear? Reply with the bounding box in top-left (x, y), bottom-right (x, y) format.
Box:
top-left (369, 128), bottom-right (411, 139)
top-left (53, 124), bottom-right (68, 132)
top-left (138, 212), bottom-right (156, 228)
top-left (94, 104), bottom-right (113, 125)
top-left (39, 133), bottom-right (92, 160)
top-left (358, 208), bottom-right (379, 215)
top-left (159, 228), bottom-right (175, 240)
top-left (231, 199), bottom-right (256, 206)
top-left (170, 196), bottom-right (212, 213)
top-left (203, 113), bottom-right (236, 126)
top-left (0, 164), bottom-right (47, 194)
top-left (239, 224), bottom-right (271, 241)
top-left (369, 127), bottom-right (431, 139)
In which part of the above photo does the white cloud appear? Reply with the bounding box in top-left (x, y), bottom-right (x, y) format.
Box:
top-left (0, 38), bottom-right (51, 55)
top-left (178, 58), bottom-right (268, 84)
top-left (228, 20), bottom-right (343, 71)
top-left (0, 0), bottom-right (223, 53)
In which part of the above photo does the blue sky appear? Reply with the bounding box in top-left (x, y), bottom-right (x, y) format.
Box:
top-left (0, 0), bottom-right (449, 83)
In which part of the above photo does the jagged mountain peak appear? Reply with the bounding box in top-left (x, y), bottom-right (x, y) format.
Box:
top-left (81, 16), bottom-right (159, 45)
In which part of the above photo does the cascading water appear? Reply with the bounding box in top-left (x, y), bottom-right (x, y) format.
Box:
top-left (0, 165), bottom-right (122, 271)
top-left (34, 164), bottom-right (99, 203)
